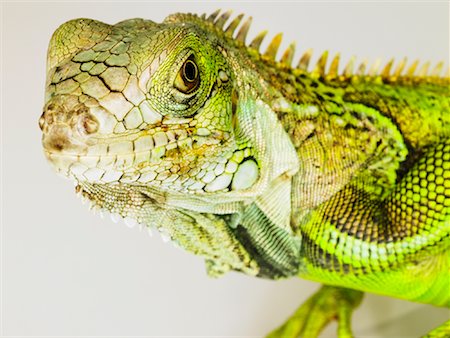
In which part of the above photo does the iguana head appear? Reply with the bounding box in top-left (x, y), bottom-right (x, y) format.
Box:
top-left (40, 16), bottom-right (235, 187)
top-left (40, 11), bottom-right (300, 277)
top-left (40, 11), bottom-right (297, 206)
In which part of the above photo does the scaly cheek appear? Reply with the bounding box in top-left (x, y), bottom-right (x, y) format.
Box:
top-left (153, 146), bottom-right (260, 193)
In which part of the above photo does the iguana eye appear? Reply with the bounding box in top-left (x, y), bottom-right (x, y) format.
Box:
top-left (174, 55), bottom-right (200, 94)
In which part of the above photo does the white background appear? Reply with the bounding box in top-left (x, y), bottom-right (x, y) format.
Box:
top-left (2, 1), bottom-right (449, 337)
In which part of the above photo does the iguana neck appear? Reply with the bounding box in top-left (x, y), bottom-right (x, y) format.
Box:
top-left (234, 54), bottom-right (448, 223)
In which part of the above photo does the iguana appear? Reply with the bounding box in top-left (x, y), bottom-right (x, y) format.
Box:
top-left (39, 10), bottom-right (450, 337)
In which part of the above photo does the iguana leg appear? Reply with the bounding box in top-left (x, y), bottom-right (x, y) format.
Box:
top-left (424, 319), bottom-right (450, 338)
top-left (267, 285), bottom-right (363, 338)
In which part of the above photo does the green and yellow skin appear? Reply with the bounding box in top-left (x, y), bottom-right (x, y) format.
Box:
top-left (39, 10), bottom-right (450, 337)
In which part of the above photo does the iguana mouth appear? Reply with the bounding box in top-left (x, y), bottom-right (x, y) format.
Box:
top-left (41, 104), bottom-right (260, 193)
top-left (44, 144), bottom-right (260, 194)
top-left (41, 96), bottom-right (241, 189)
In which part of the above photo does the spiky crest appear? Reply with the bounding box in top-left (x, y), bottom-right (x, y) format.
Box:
top-left (297, 48), bottom-right (313, 71)
top-left (167, 10), bottom-right (449, 83)
top-left (312, 51), bottom-right (328, 77)
top-left (235, 16), bottom-right (252, 42)
top-left (224, 14), bottom-right (244, 35)
top-left (280, 42), bottom-right (296, 67)
top-left (327, 53), bottom-right (340, 79)
top-left (343, 56), bottom-right (355, 77)
top-left (264, 33), bottom-right (283, 59)
top-left (249, 30), bottom-right (267, 50)
top-left (368, 59), bottom-right (382, 76)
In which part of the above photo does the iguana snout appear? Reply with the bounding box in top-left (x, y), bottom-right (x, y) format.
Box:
top-left (40, 99), bottom-right (98, 146)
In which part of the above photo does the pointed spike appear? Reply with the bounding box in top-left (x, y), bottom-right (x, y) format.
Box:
top-left (393, 57), bottom-right (407, 78)
top-left (297, 48), bottom-right (313, 71)
top-left (264, 33), bottom-right (283, 59)
top-left (313, 50), bottom-right (328, 76)
top-left (110, 213), bottom-right (120, 223)
top-left (381, 58), bottom-right (394, 79)
top-left (406, 60), bottom-right (419, 77)
top-left (280, 42), bottom-right (296, 66)
top-left (225, 14), bottom-right (244, 35)
top-left (249, 30), bottom-right (268, 50)
top-left (368, 58), bottom-right (382, 76)
top-left (159, 229), bottom-right (171, 243)
top-left (88, 202), bottom-right (95, 212)
top-left (418, 61), bottom-right (430, 77)
top-left (208, 9), bottom-right (221, 22)
top-left (215, 10), bottom-right (232, 29)
top-left (431, 61), bottom-right (444, 77)
top-left (236, 16), bottom-right (252, 43)
top-left (147, 227), bottom-right (153, 237)
top-left (343, 56), bottom-right (356, 77)
top-left (124, 217), bottom-right (138, 229)
top-left (327, 53), bottom-right (340, 78)
top-left (161, 233), bottom-right (171, 243)
top-left (356, 59), bottom-right (368, 76)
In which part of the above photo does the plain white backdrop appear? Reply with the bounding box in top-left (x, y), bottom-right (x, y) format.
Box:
top-left (2, 1), bottom-right (449, 337)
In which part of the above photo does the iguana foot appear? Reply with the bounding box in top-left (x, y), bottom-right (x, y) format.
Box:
top-left (267, 285), bottom-right (363, 338)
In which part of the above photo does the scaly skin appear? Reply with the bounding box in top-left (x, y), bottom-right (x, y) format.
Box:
top-left (39, 10), bottom-right (450, 337)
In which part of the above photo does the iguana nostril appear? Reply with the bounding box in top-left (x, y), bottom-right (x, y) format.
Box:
top-left (44, 124), bottom-right (72, 152)
top-left (78, 114), bottom-right (99, 135)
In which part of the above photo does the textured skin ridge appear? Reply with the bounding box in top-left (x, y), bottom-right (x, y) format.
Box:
top-left (40, 10), bottom-right (449, 336)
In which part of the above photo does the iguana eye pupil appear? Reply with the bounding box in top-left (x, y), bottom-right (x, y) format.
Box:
top-left (183, 59), bottom-right (197, 82)
top-left (174, 55), bottom-right (200, 94)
